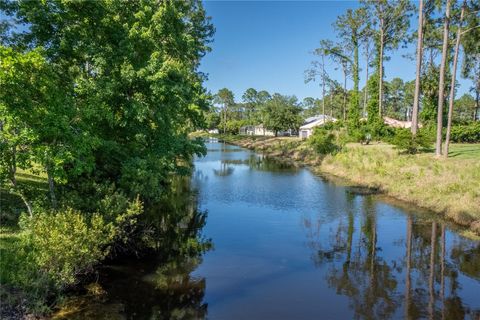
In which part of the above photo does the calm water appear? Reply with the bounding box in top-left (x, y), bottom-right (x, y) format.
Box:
top-left (59, 140), bottom-right (480, 320)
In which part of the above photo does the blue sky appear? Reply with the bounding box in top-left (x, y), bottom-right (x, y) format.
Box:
top-left (200, 1), bottom-right (471, 102)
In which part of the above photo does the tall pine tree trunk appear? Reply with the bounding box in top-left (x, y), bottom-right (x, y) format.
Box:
top-left (343, 69), bottom-right (347, 121)
top-left (349, 36), bottom-right (360, 126)
top-left (363, 44), bottom-right (369, 118)
top-left (411, 0), bottom-right (424, 135)
top-left (46, 164), bottom-right (58, 209)
top-left (378, 19), bottom-right (385, 118)
top-left (322, 55), bottom-right (326, 116)
top-left (444, 1), bottom-right (465, 158)
top-left (435, 0), bottom-right (451, 156)
top-left (475, 90), bottom-right (479, 121)
top-left (223, 103), bottom-right (227, 134)
top-left (330, 91), bottom-right (333, 117)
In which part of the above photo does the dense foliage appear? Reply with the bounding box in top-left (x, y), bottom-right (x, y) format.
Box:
top-left (450, 122), bottom-right (480, 143)
top-left (0, 0), bottom-right (213, 314)
top-left (390, 129), bottom-right (433, 154)
top-left (262, 94), bottom-right (303, 136)
top-left (308, 128), bottom-right (340, 155)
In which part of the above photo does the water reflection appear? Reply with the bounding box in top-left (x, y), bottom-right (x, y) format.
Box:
top-left (222, 155), bottom-right (300, 173)
top-left (303, 193), bottom-right (480, 319)
top-left (213, 162), bottom-right (234, 177)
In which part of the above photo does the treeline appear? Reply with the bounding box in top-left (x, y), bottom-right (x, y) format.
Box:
top-left (0, 0), bottom-right (212, 314)
top-left (206, 88), bottom-right (303, 136)
top-left (303, 78), bottom-right (478, 124)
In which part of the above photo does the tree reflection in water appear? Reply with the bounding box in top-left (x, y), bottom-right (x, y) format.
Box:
top-left (222, 154), bottom-right (300, 173)
top-left (213, 162), bottom-right (234, 176)
top-left (302, 192), bottom-right (480, 320)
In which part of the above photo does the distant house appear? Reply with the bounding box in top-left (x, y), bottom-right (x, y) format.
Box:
top-left (299, 115), bottom-right (336, 139)
top-left (383, 117), bottom-right (422, 129)
top-left (208, 129), bottom-right (219, 134)
top-left (239, 125), bottom-right (253, 135)
top-left (255, 124), bottom-right (275, 136)
top-left (239, 124), bottom-right (275, 136)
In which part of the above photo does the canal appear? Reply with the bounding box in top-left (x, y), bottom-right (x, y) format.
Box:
top-left (57, 140), bottom-right (480, 319)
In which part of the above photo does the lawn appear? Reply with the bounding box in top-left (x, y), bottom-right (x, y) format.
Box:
top-left (447, 143), bottom-right (480, 159)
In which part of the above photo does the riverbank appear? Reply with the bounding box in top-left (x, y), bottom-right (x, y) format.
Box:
top-left (217, 134), bottom-right (480, 236)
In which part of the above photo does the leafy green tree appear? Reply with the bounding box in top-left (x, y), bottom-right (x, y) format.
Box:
top-left (242, 88), bottom-right (258, 124)
top-left (214, 88), bottom-right (235, 134)
top-left (461, 1), bottom-right (480, 121)
top-left (262, 94), bottom-right (302, 136)
top-left (326, 43), bottom-right (352, 121)
top-left (454, 94), bottom-right (477, 123)
top-left (306, 39), bottom-right (331, 116)
top-left (1, 0), bottom-right (215, 312)
top-left (327, 78), bottom-right (346, 119)
top-left (385, 78), bottom-right (407, 119)
top-left (420, 63), bottom-right (441, 124)
top-left (0, 0), bottom-right (215, 220)
top-left (0, 47), bottom-right (42, 216)
top-left (241, 88), bottom-right (271, 125)
top-left (7, 0), bottom-right (214, 202)
top-left (463, 55), bottom-right (480, 121)
top-left (0, 46), bottom-right (79, 214)
top-left (411, 0), bottom-right (425, 135)
top-left (204, 105), bottom-right (221, 130)
top-left (301, 97), bottom-right (321, 118)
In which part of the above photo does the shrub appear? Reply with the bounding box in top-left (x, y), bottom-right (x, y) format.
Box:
top-left (390, 129), bottom-right (433, 154)
top-left (347, 119), bottom-right (395, 143)
top-left (308, 128), bottom-right (340, 155)
top-left (450, 122), bottom-right (480, 143)
top-left (5, 196), bottom-right (143, 314)
top-left (19, 210), bottom-right (113, 288)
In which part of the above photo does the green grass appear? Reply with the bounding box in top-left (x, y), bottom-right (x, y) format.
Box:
top-left (447, 143), bottom-right (480, 159)
top-left (1, 171), bottom-right (48, 305)
top-left (0, 226), bottom-right (22, 283)
top-left (1, 171), bottom-right (48, 228)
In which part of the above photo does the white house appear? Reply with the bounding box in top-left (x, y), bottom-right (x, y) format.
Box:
top-left (239, 124), bottom-right (275, 136)
top-left (299, 115), bottom-right (336, 139)
top-left (254, 124), bottom-right (275, 136)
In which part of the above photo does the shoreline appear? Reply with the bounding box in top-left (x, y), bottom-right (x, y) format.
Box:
top-left (217, 135), bottom-right (480, 237)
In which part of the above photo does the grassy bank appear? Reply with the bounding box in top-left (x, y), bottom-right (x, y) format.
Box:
top-left (217, 134), bottom-right (480, 236)
top-left (0, 171), bottom-right (48, 318)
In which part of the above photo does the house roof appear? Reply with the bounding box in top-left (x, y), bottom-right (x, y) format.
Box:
top-left (300, 115), bottom-right (336, 130)
top-left (383, 117), bottom-right (422, 128)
